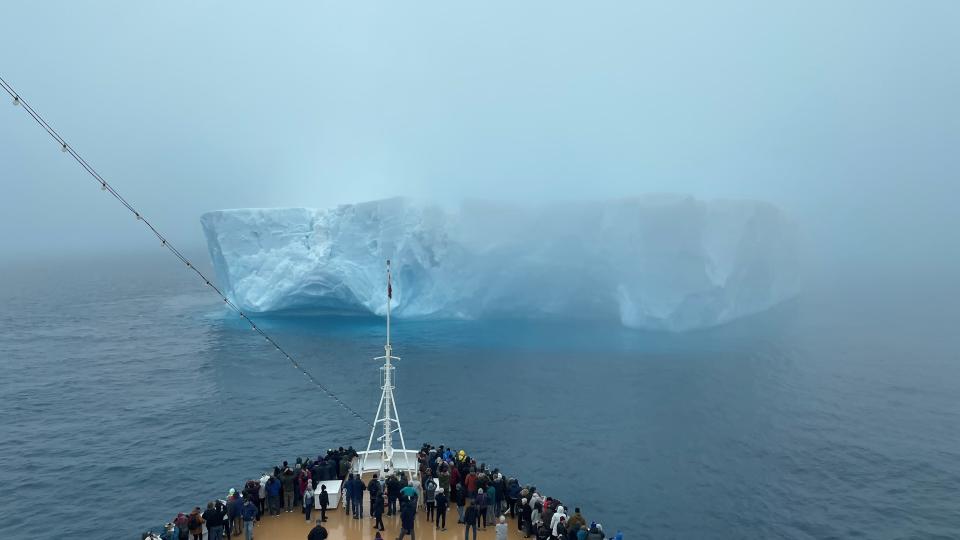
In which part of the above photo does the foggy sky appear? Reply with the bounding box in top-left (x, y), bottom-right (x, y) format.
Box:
top-left (2, 1), bottom-right (958, 276)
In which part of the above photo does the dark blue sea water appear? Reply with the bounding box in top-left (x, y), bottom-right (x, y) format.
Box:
top-left (2, 254), bottom-right (959, 539)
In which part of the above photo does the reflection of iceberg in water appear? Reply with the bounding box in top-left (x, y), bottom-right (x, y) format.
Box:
top-left (200, 196), bottom-right (800, 331)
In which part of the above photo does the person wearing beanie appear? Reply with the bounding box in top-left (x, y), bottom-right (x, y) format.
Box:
top-left (496, 515), bottom-right (509, 540)
top-left (435, 487), bottom-right (449, 531)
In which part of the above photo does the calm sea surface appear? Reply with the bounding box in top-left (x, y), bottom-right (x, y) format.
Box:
top-left (1, 254), bottom-right (959, 539)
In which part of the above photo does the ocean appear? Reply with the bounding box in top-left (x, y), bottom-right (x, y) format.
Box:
top-left (1, 253), bottom-right (959, 539)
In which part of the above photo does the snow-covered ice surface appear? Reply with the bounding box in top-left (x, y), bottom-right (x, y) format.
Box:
top-left (200, 196), bottom-right (800, 331)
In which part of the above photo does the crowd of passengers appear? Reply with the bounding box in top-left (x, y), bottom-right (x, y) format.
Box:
top-left (149, 444), bottom-right (620, 540)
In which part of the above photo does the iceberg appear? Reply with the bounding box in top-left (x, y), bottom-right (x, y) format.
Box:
top-left (200, 196), bottom-right (800, 331)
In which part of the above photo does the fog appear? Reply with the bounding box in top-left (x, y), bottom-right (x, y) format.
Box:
top-left (2, 1), bottom-right (958, 283)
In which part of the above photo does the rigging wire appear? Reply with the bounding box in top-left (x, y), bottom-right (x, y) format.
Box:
top-left (1, 75), bottom-right (373, 429)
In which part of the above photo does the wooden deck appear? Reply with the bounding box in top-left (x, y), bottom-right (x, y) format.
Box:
top-left (250, 496), bottom-right (509, 540)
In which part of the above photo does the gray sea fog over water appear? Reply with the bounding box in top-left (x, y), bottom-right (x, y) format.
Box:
top-left (1, 254), bottom-right (959, 539)
top-left (3, 1), bottom-right (960, 539)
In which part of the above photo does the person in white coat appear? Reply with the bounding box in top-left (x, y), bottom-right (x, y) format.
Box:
top-left (550, 506), bottom-right (567, 538)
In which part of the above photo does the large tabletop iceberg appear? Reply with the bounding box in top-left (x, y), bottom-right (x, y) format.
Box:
top-left (201, 196), bottom-right (799, 331)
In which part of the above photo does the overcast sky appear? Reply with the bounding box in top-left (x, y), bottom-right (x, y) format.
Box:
top-left (2, 1), bottom-right (958, 274)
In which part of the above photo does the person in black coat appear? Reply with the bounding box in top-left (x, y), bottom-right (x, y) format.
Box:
top-left (387, 475), bottom-right (401, 516)
top-left (463, 503), bottom-right (479, 540)
top-left (435, 487), bottom-right (448, 530)
top-left (397, 500), bottom-right (416, 540)
top-left (318, 485), bottom-right (330, 522)
top-left (372, 492), bottom-right (385, 531)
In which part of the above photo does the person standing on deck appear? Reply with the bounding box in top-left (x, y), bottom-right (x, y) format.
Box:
top-left (496, 515), bottom-right (508, 540)
top-left (281, 466), bottom-right (297, 513)
top-left (353, 475), bottom-right (367, 518)
top-left (486, 484), bottom-right (497, 525)
top-left (344, 474), bottom-right (355, 515)
top-left (368, 473), bottom-right (382, 524)
top-left (203, 500), bottom-right (225, 540)
top-left (435, 487), bottom-right (449, 531)
top-left (226, 493), bottom-right (241, 533)
top-left (267, 476), bottom-right (282, 516)
top-left (318, 484), bottom-right (330, 522)
top-left (465, 469), bottom-right (478, 499)
top-left (173, 512), bottom-right (189, 540)
top-left (566, 508), bottom-right (586, 533)
top-left (463, 502), bottom-right (479, 540)
top-left (303, 480), bottom-right (315, 523)
top-left (550, 506), bottom-right (567, 539)
top-left (455, 483), bottom-right (467, 524)
top-left (372, 490), bottom-right (386, 531)
top-left (241, 497), bottom-right (257, 540)
top-left (258, 473), bottom-right (270, 518)
top-left (508, 479), bottom-right (521, 518)
top-left (439, 464), bottom-right (451, 494)
top-left (520, 498), bottom-right (531, 537)
top-left (475, 486), bottom-right (489, 529)
top-left (388, 474), bottom-right (402, 515)
top-left (425, 476), bottom-right (437, 521)
top-left (400, 480), bottom-right (418, 507)
top-left (308, 519), bottom-right (328, 540)
top-left (187, 507), bottom-right (204, 540)
top-left (397, 498), bottom-right (417, 540)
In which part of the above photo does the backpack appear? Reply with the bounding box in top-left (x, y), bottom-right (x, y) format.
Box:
top-left (187, 514), bottom-right (200, 530)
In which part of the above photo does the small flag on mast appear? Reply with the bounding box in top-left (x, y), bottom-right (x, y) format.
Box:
top-left (387, 259), bottom-right (392, 299)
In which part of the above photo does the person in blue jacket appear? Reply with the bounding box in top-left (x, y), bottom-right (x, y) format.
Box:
top-left (266, 476), bottom-right (282, 516)
top-left (241, 498), bottom-right (258, 540)
top-left (344, 474), bottom-right (354, 515)
top-left (352, 475), bottom-right (367, 519)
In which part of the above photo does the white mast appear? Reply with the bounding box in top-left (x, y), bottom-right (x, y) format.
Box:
top-left (361, 259), bottom-right (413, 476)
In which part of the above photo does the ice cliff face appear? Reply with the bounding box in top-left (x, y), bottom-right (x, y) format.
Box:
top-left (200, 196), bottom-right (800, 331)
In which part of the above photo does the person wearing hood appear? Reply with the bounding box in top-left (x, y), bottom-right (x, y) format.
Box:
top-left (550, 506), bottom-right (568, 538)
top-left (258, 473), bottom-right (269, 517)
top-left (172, 512), bottom-right (189, 540)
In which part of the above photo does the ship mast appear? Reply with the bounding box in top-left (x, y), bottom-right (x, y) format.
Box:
top-left (362, 259), bottom-right (412, 476)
